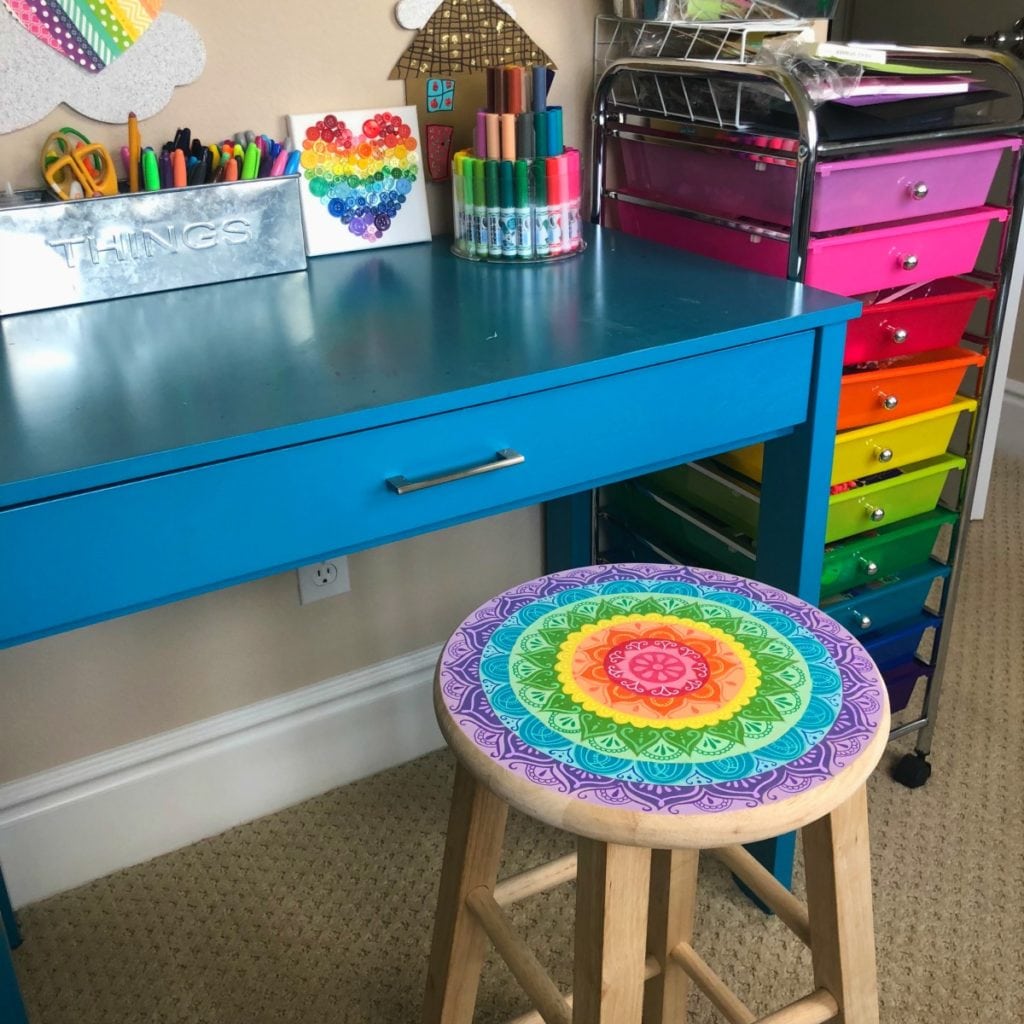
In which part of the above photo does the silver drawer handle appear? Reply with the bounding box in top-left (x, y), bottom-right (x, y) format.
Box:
top-left (858, 557), bottom-right (880, 576)
top-left (851, 611), bottom-right (873, 631)
top-left (891, 327), bottom-right (909, 344)
top-left (875, 447), bottom-right (894, 463)
top-left (900, 254), bottom-right (919, 271)
top-left (867, 505), bottom-right (886, 522)
top-left (910, 182), bottom-right (929, 200)
top-left (386, 448), bottom-right (525, 495)
top-left (883, 394), bottom-right (899, 410)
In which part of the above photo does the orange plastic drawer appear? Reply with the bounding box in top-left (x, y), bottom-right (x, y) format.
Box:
top-left (837, 347), bottom-right (986, 430)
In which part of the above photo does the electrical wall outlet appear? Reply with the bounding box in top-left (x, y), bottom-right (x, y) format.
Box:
top-left (296, 557), bottom-right (350, 605)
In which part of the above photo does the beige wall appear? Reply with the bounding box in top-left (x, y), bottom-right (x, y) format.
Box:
top-left (0, 0), bottom-right (601, 783)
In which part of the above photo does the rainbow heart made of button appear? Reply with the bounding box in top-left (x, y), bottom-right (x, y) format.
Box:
top-left (4, 0), bottom-right (163, 73)
top-left (299, 112), bottom-right (421, 244)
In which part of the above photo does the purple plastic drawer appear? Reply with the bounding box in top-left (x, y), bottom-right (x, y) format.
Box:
top-left (811, 138), bottom-right (1019, 232)
top-left (608, 199), bottom-right (1006, 295)
top-left (617, 135), bottom-right (1018, 233)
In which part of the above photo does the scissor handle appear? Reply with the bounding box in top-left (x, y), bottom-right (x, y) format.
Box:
top-left (43, 146), bottom-right (117, 200)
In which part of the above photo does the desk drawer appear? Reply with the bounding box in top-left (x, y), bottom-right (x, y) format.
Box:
top-left (718, 397), bottom-right (975, 485)
top-left (0, 333), bottom-right (814, 646)
top-left (837, 348), bottom-right (985, 430)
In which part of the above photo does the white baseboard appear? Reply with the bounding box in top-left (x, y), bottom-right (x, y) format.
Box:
top-left (997, 378), bottom-right (1024, 458)
top-left (0, 645), bottom-right (445, 909)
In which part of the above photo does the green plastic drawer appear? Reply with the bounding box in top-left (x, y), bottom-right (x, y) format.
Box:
top-left (643, 454), bottom-right (964, 547)
top-left (601, 481), bottom-right (756, 576)
top-left (820, 508), bottom-right (958, 598)
top-left (825, 455), bottom-right (965, 543)
top-left (820, 564), bottom-right (950, 639)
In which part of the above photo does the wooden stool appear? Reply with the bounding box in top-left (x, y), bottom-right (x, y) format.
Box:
top-left (424, 564), bottom-right (890, 1024)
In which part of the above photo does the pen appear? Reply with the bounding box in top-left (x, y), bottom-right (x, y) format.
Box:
top-left (547, 106), bottom-right (563, 157)
top-left (208, 144), bottom-right (221, 173)
top-left (258, 150), bottom-right (272, 178)
top-left (159, 151), bottom-right (171, 189)
top-left (284, 150), bottom-right (301, 175)
top-left (533, 158), bottom-right (549, 257)
top-left (127, 111), bottom-right (140, 193)
top-left (515, 113), bottom-right (534, 161)
top-left (241, 142), bottom-right (260, 180)
top-left (500, 113), bottom-right (516, 162)
top-left (485, 160), bottom-right (501, 258)
top-left (475, 110), bottom-right (487, 158)
top-left (485, 113), bottom-right (500, 161)
top-left (472, 158), bottom-right (487, 254)
top-left (270, 149), bottom-right (288, 176)
top-left (462, 156), bottom-right (477, 257)
top-left (223, 154), bottom-right (240, 182)
top-left (546, 156), bottom-right (564, 256)
top-left (499, 160), bottom-right (516, 258)
top-left (120, 145), bottom-right (131, 178)
top-left (532, 65), bottom-right (548, 113)
top-left (141, 148), bottom-right (160, 191)
top-left (171, 148), bottom-right (186, 188)
top-left (514, 159), bottom-right (532, 258)
top-left (534, 111), bottom-right (549, 159)
top-left (565, 148), bottom-right (581, 252)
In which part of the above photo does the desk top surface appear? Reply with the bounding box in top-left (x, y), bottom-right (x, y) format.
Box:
top-left (0, 225), bottom-right (857, 507)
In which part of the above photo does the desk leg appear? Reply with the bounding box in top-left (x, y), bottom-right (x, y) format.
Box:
top-left (756, 320), bottom-right (844, 604)
top-left (1, 913), bottom-right (29, 1024)
top-left (544, 491), bottom-right (596, 572)
top-left (752, 320), bottom-right (845, 894)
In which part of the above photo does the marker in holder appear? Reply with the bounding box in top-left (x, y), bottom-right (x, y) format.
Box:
top-left (451, 146), bottom-right (584, 264)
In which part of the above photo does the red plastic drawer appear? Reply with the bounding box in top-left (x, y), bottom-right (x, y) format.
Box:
top-left (844, 277), bottom-right (994, 366)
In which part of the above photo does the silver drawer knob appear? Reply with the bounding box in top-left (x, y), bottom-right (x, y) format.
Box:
top-left (868, 506), bottom-right (886, 522)
top-left (858, 557), bottom-right (879, 576)
top-left (876, 447), bottom-right (894, 463)
top-left (851, 612), bottom-right (873, 630)
top-left (911, 181), bottom-right (929, 200)
top-left (901, 254), bottom-right (919, 270)
top-left (891, 327), bottom-right (909, 343)
top-left (883, 394), bottom-right (899, 410)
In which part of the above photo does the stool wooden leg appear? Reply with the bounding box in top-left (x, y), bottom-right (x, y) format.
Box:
top-left (423, 762), bottom-right (509, 1024)
top-left (803, 785), bottom-right (880, 1024)
top-left (574, 839), bottom-right (652, 1024)
top-left (644, 849), bottom-right (698, 1024)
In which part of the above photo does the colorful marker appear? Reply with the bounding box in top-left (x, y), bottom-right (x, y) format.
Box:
top-left (546, 155), bottom-right (564, 255)
top-left (485, 160), bottom-right (501, 257)
top-left (141, 148), bottom-right (160, 191)
top-left (514, 159), bottom-right (532, 259)
top-left (462, 155), bottom-right (477, 257)
top-left (472, 158), bottom-right (487, 254)
top-left (499, 160), bottom-right (516, 258)
top-left (533, 158), bottom-right (550, 257)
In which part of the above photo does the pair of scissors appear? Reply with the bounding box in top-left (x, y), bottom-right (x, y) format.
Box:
top-left (41, 127), bottom-right (118, 201)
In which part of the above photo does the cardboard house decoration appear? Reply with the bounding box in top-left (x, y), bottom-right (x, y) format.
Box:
top-left (390, 0), bottom-right (554, 182)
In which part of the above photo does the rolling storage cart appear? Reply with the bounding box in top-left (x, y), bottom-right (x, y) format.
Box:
top-left (590, 25), bottom-right (1024, 788)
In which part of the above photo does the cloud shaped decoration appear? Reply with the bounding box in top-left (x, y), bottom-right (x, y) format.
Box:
top-left (0, 11), bottom-right (205, 134)
top-left (395, 0), bottom-right (516, 30)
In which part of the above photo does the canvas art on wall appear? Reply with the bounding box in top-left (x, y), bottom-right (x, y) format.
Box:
top-left (286, 105), bottom-right (431, 257)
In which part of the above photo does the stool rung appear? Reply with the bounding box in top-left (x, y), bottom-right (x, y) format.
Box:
top-left (671, 942), bottom-right (756, 1024)
top-left (754, 988), bottom-right (839, 1024)
top-left (494, 853), bottom-right (578, 907)
top-left (504, 956), bottom-right (661, 1024)
top-left (709, 845), bottom-right (812, 947)
top-left (467, 886), bottom-right (571, 1024)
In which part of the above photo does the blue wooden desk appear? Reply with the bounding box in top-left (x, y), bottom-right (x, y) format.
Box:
top-left (0, 225), bottom-right (858, 1019)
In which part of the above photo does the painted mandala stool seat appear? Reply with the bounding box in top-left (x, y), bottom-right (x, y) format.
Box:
top-left (424, 563), bottom-right (890, 1024)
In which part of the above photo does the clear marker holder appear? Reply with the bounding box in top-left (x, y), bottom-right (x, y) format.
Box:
top-left (450, 147), bottom-right (585, 264)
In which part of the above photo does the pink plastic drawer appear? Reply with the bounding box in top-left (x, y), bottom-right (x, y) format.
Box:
top-left (804, 207), bottom-right (1008, 296)
top-left (608, 198), bottom-right (789, 277)
top-left (617, 136), bottom-right (1017, 233)
top-left (811, 138), bottom-right (1019, 232)
top-left (608, 199), bottom-right (1006, 295)
top-left (844, 278), bottom-right (995, 366)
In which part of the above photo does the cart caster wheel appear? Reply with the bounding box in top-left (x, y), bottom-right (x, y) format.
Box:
top-left (893, 752), bottom-right (932, 789)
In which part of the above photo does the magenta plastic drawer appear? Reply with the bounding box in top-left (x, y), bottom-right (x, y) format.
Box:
top-left (609, 200), bottom-right (1006, 295)
top-left (804, 207), bottom-right (1008, 296)
top-left (618, 136), bottom-right (1018, 233)
top-left (811, 138), bottom-right (1019, 232)
top-left (844, 277), bottom-right (994, 366)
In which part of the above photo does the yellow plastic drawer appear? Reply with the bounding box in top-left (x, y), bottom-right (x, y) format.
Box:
top-left (718, 397), bottom-right (975, 486)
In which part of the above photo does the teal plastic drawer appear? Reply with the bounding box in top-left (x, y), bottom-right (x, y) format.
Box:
top-left (820, 564), bottom-right (951, 639)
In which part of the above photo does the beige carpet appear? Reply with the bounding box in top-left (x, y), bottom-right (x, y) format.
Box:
top-left (12, 455), bottom-right (1024, 1024)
